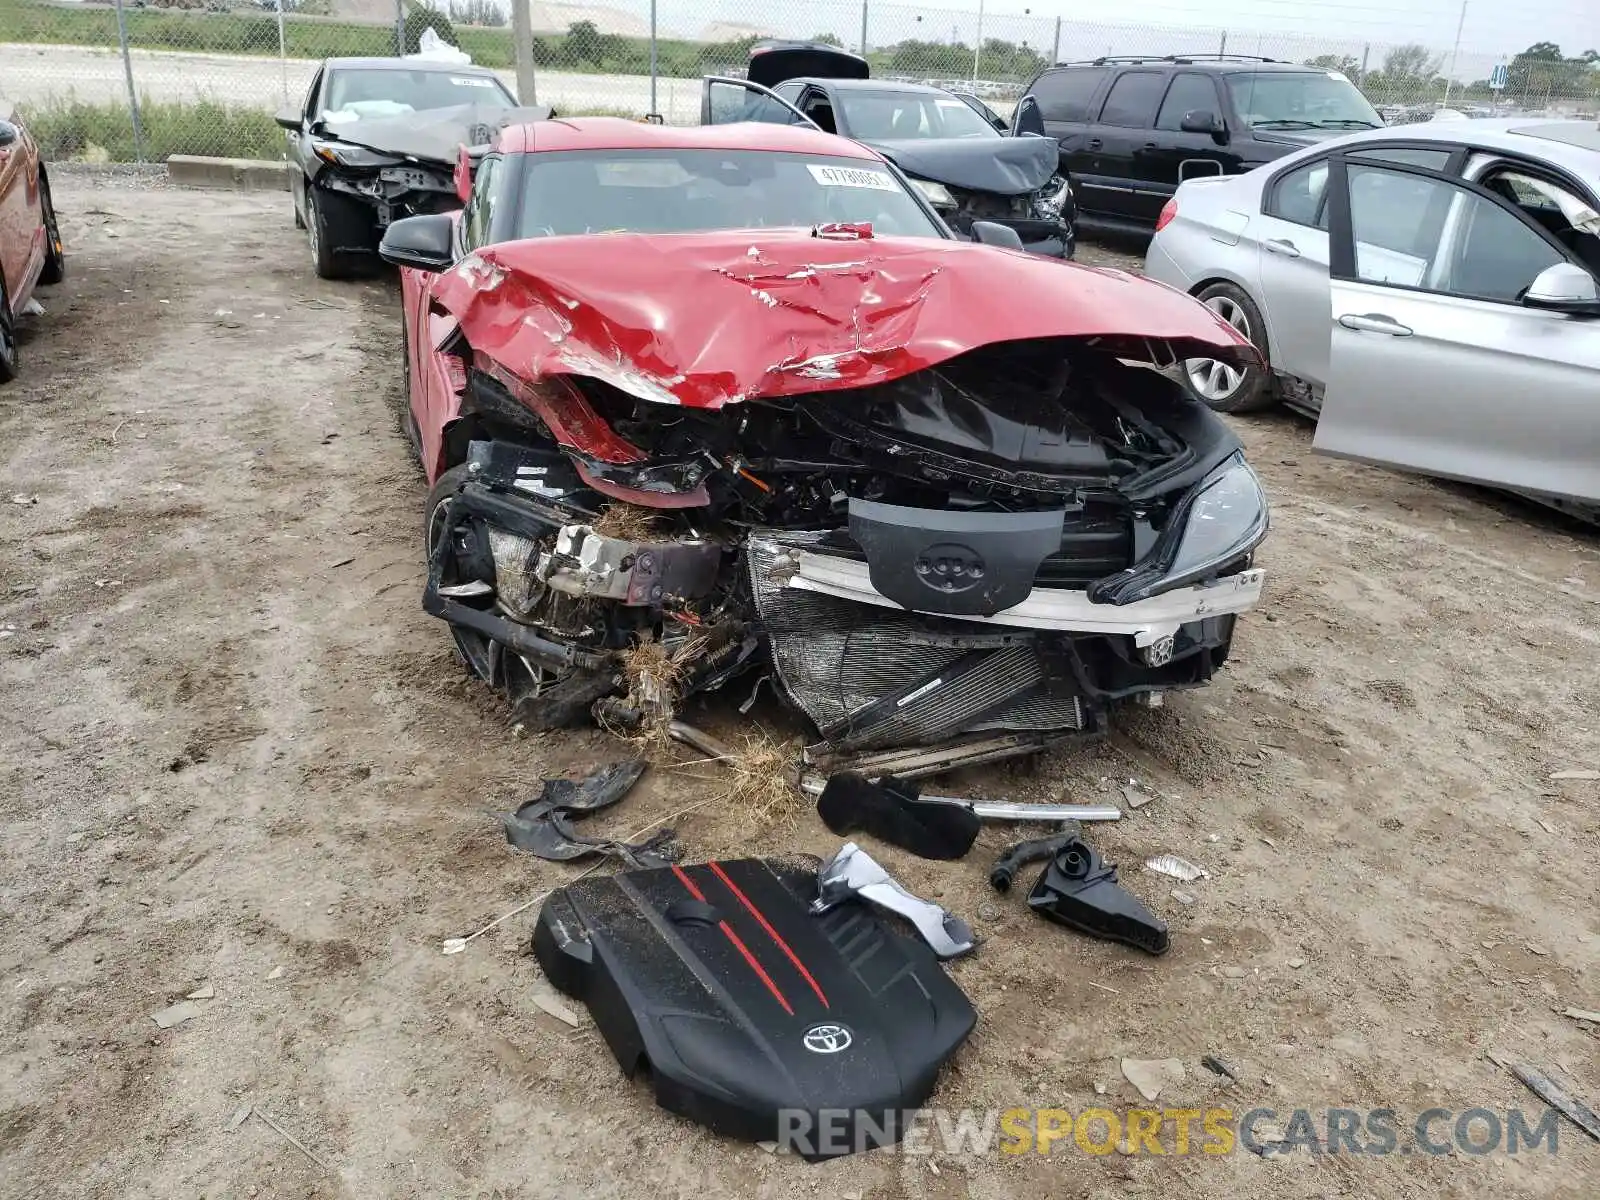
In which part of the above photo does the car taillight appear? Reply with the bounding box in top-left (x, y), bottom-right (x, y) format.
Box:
top-left (1155, 198), bottom-right (1178, 232)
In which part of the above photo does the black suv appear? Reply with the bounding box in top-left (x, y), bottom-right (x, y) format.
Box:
top-left (1016, 55), bottom-right (1383, 229)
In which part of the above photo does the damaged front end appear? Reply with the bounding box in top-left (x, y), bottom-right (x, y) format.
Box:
top-left (419, 234), bottom-right (1267, 775)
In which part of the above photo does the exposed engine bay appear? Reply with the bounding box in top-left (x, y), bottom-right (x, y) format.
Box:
top-left (423, 333), bottom-right (1268, 776)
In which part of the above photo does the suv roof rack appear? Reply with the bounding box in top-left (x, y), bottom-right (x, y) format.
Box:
top-left (1052, 53), bottom-right (1280, 67)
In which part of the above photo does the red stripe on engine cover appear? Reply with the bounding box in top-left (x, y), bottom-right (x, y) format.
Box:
top-left (707, 860), bottom-right (829, 1010)
top-left (671, 864), bottom-right (794, 1016)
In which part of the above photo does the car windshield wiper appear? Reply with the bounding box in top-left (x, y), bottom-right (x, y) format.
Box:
top-left (1312, 118), bottom-right (1382, 128)
top-left (1251, 119), bottom-right (1317, 129)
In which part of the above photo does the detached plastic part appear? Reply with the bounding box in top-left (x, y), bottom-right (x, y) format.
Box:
top-left (989, 831), bottom-right (1078, 892)
top-left (1026, 838), bottom-right (1169, 955)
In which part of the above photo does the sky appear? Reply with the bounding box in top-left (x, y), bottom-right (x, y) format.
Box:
top-left (651, 0), bottom-right (1596, 69)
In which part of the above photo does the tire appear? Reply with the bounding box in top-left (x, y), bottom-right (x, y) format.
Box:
top-left (1181, 282), bottom-right (1277, 414)
top-left (0, 280), bottom-right (17, 385)
top-left (39, 174), bottom-right (65, 286)
top-left (426, 464), bottom-right (495, 681)
top-left (307, 185), bottom-right (366, 281)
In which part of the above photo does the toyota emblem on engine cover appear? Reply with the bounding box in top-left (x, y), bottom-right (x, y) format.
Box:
top-left (803, 1023), bottom-right (853, 1054)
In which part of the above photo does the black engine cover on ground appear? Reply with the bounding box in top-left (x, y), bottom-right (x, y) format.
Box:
top-left (532, 856), bottom-right (976, 1158)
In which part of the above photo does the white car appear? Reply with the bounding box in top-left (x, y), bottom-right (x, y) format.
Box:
top-left (1145, 119), bottom-right (1600, 515)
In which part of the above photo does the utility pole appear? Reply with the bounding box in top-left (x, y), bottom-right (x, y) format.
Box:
top-left (649, 0), bottom-right (658, 118)
top-left (1442, 0), bottom-right (1467, 109)
top-left (1052, 16), bottom-right (1060, 64)
top-left (1218, 30), bottom-right (1227, 57)
top-left (860, 0), bottom-right (868, 58)
top-left (972, 0), bottom-right (985, 84)
top-left (394, 0), bottom-right (404, 56)
top-left (112, 0), bottom-right (145, 161)
top-left (512, 0), bottom-right (537, 104)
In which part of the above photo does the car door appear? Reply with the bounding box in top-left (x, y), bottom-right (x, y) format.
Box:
top-left (0, 110), bottom-right (28, 303)
top-left (1316, 156), bottom-right (1600, 502)
top-left (1028, 67), bottom-right (1107, 201)
top-left (288, 67), bottom-right (323, 218)
top-left (1254, 144), bottom-right (1460, 393)
top-left (1086, 70), bottom-right (1166, 221)
top-left (701, 78), bottom-right (818, 129)
top-left (1141, 72), bottom-right (1233, 200)
top-left (409, 154), bottom-right (503, 480)
top-left (948, 90), bottom-right (1009, 134)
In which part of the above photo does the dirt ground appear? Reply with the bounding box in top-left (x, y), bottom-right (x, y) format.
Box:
top-left (2, 177), bottom-right (1596, 1200)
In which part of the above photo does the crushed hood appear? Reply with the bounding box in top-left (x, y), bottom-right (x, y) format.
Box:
top-left (322, 103), bottom-right (553, 164)
top-left (866, 134), bottom-right (1058, 195)
top-left (431, 229), bottom-right (1257, 410)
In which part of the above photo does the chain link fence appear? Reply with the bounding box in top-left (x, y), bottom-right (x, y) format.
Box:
top-left (3, 0), bottom-right (1597, 161)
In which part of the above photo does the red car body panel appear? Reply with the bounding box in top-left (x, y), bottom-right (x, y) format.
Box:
top-left (401, 119), bottom-right (1256, 485)
top-left (0, 103), bottom-right (50, 317)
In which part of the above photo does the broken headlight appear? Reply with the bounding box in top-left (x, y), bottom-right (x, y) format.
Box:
top-left (909, 178), bottom-right (957, 210)
top-left (312, 139), bottom-right (402, 169)
top-left (1088, 453), bottom-right (1268, 606)
top-left (1033, 174), bottom-right (1073, 220)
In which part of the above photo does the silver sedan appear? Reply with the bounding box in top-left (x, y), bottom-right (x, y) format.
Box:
top-left (1145, 119), bottom-right (1600, 516)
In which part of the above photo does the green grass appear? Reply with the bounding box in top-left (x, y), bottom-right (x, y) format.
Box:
top-left (1, 0), bottom-right (759, 78)
top-left (17, 97), bottom-right (648, 161)
top-left (21, 97), bottom-right (286, 161)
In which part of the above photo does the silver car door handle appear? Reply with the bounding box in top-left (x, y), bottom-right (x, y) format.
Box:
top-left (1338, 313), bottom-right (1413, 336)
top-left (1264, 238), bottom-right (1300, 258)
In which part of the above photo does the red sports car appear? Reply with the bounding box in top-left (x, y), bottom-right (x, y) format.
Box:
top-left (379, 117), bottom-right (1268, 774)
top-left (0, 101), bottom-right (66, 383)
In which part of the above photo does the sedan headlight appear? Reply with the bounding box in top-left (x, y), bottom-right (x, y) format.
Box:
top-left (1033, 173), bottom-right (1073, 219)
top-left (1089, 452), bottom-right (1269, 605)
top-left (311, 139), bottom-right (401, 169)
top-left (909, 178), bottom-right (956, 209)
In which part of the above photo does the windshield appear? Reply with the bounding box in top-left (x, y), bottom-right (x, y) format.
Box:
top-left (1226, 71), bottom-right (1382, 130)
top-left (514, 149), bottom-right (946, 239)
top-left (322, 69), bottom-right (514, 122)
top-left (839, 91), bottom-right (1001, 140)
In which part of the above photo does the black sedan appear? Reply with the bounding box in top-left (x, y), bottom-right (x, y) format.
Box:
top-left (702, 42), bottom-right (1076, 258)
top-left (275, 56), bottom-right (550, 278)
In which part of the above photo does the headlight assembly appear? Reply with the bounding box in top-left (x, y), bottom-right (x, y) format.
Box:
top-left (1033, 173), bottom-right (1072, 219)
top-left (1088, 452), bottom-right (1269, 605)
top-left (311, 139), bottom-right (401, 169)
top-left (909, 178), bottom-right (956, 209)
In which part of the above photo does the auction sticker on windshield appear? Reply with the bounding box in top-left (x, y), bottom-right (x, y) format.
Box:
top-left (451, 77), bottom-right (497, 87)
top-left (807, 164), bottom-right (900, 192)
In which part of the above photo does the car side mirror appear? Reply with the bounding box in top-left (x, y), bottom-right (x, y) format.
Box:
top-left (1013, 94), bottom-right (1046, 137)
top-left (274, 106), bottom-right (302, 133)
top-left (0, 121), bottom-right (19, 147)
top-left (970, 221), bottom-right (1025, 251)
top-left (1181, 110), bottom-right (1226, 142)
top-left (380, 213), bottom-right (456, 273)
top-left (1522, 262), bottom-right (1600, 316)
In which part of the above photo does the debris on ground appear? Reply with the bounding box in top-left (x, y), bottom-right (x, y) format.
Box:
top-left (1028, 838), bottom-right (1169, 954)
top-left (1121, 780), bottom-right (1156, 809)
top-left (265, 965), bottom-right (284, 981)
top-left (11, 494), bottom-right (38, 506)
top-left (1550, 769), bottom-right (1600, 781)
top-left (1563, 1007), bottom-right (1600, 1023)
top-left (151, 1000), bottom-right (203, 1029)
top-left (1169, 888), bottom-right (1196, 906)
top-left (989, 832), bottom-right (1078, 892)
top-left (1488, 1052), bottom-right (1600, 1143)
top-left (186, 983), bottom-right (215, 1000)
top-left (813, 842), bottom-right (977, 960)
top-left (227, 1106), bottom-right (252, 1131)
top-left (1144, 854), bottom-right (1209, 882)
top-left (530, 988), bottom-right (582, 1028)
top-left (1121, 1057), bottom-right (1185, 1102)
top-left (251, 1107), bottom-right (333, 1171)
top-left (502, 760), bottom-right (676, 867)
top-left (1201, 1055), bottom-right (1238, 1081)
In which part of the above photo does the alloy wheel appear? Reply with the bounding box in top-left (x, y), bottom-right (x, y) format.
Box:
top-left (1186, 296), bottom-right (1252, 401)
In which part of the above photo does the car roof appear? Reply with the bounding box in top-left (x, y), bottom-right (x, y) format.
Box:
top-left (1326, 119), bottom-right (1600, 172)
top-left (1041, 58), bottom-right (1322, 75)
top-left (494, 117), bottom-right (887, 160)
top-left (785, 78), bottom-right (951, 96)
top-left (322, 57), bottom-right (501, 75)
